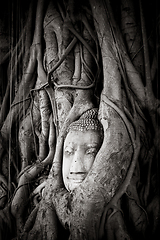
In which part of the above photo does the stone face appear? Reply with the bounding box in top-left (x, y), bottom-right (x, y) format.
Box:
top-left (62, 129), bottom-right (102, 191)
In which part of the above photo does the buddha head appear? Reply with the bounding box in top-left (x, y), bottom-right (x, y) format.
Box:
top-left (62, 108), bottom-right (103, 192)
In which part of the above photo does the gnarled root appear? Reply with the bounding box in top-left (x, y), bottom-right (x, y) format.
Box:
top-left (11, 114), bottom-right (56, 235)
top-left (105, 210), bottom-right (130, 240)
top-left (19, 99), bottom-right (40, 170)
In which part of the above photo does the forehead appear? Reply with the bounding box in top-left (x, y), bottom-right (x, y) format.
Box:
top-left (64, 130), bottom-right (101, 146)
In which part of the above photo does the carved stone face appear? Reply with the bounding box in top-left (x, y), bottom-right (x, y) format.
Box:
top-left (62, 129), bottom-right (102, 191)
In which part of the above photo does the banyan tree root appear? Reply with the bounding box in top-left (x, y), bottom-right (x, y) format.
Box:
top-left (0, 174), bottom-right (8, 209)
top-left (44, 0), bottom-right (74, 131)
top-left (18, 85), bottom-right (52, 171)
top-left (18, 5), bottom-right (100, 239)
top-left (0, 0), bottom-right (47, 192)
top-left (0, 0), bottom-right (50, 211)
top-left (11, 1), bottom-right (98, 236)
top-left (42, 15), bottom-right (141, 233)
top-left (31, 95), bottom-right (134, 240)
top-left (105, 210), bottom-right (130, 240)
top-left (36, 89), bottom-right (52, 161)
top-left (21, 200), bottom-right (59, 240)
top-left (0, 2), bottom-right (34, 128)
top-left (0, 1), bottom-right (158, 240)
top-left (18, 94), bottom-right (41, 170)
top-left (18, 1), bottom-right (138, 239)
top-left (11, 114), bottom-right (56, 234)
top-left (120, 0), bottom-right (144, 75)
top-left (0, 0), bottom-right (46, 144)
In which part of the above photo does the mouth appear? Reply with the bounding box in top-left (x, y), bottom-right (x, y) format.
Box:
top-left (65, 175), bottom-right (87, 191)
top-left (69, 179), bottom-right (84, 183)
top-left (67, 175), bottom-right (86, 183)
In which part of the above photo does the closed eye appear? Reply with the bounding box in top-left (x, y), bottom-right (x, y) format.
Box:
top-left (64, 147), bottom-right (74, 156)
top-left (86, 147), bottom-right (97, 155)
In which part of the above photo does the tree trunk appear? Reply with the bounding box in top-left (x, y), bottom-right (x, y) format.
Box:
top-left (0, 0), bottom-right (159, 239)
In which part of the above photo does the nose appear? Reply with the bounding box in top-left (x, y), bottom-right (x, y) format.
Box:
top-left (70, 150), bottom-right (85, 174)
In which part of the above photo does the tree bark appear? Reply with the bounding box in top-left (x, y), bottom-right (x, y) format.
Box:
top-left (0, 0), bottom-right (159, 239)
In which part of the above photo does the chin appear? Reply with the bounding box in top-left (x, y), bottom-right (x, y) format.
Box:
top-left (67, 182), bottom-right (82, 192)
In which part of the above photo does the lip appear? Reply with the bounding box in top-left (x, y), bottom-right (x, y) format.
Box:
top-left (67, 176), bottom-right (85, 183)
top-left (70, 179), bottom-right (83, 183)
